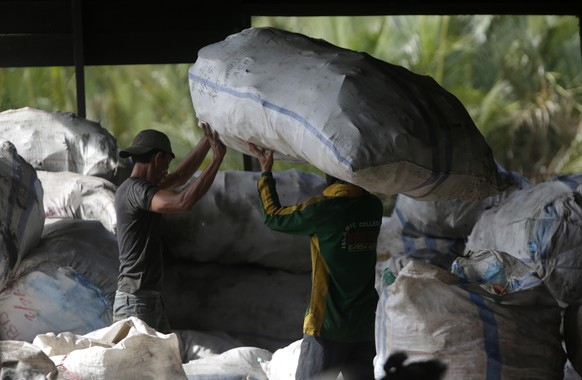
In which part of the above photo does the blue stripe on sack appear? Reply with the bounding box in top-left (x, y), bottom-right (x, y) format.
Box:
top-left (425, 235), bottom-right (437, 250)
top-left (535, 201), bottom-right (557, 267)
top-left (392, 207), bottom-right (418, 254)
top-left (468, 290), bottom-right (502, 379)
top-left (393, 205), bottom-right (420, 236)
top-left (189, 73), bottom-right (353, 169)
top-left (402, 234), bottom-right (415, 254)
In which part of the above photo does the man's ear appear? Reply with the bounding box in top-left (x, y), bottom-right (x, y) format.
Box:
top-left (153, 151), bottom-right (165, 165)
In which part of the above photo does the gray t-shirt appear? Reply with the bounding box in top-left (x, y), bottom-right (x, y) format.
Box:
top-left (115, 177), bottom-right (163, 293)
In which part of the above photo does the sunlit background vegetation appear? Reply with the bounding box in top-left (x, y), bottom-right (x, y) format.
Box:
top-left (1, 15), bottom-right (581, 184)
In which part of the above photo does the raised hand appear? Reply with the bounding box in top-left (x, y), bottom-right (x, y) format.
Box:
top-left (200, 122), bottom-right (226, 160)
top-left (246, 141), bottom-right (274, 172)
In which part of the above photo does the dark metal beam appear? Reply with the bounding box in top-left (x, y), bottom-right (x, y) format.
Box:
top-left (0, 0), bottom-right (246, 67)
top-left (243, 1), bottom-right (582, 16)
top-left (72, 0), bottom-right (86, 117)
top-left (1, 0), bottom-right (580, 68)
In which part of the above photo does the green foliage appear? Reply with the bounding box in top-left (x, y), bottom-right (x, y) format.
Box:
top-left (0, 66), bottom-right (77, 111)
top-left (84, 64), bottom-right (245, 171)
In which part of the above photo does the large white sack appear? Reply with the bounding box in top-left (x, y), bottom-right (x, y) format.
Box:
top-left (374, 261), bottom-right (565, 380)
top-left (259, 339), bottom-right (302, 380)
top-left (174, 329), bottom-right (245, 363)
top-left (37, 170), bottom-right (118, 234)
top-left (0, 140), bottom-right (44, 290)
top-left (22, 219), bottom-right (119, 301)
top-left (465, 181), bottom-right (582, 306)
top-left (259, 339), bottom-right (342, 380)
top-left (392, 169), bottom-right (531, 239)
top-left (35, 327), bottom-right (243, 366)
top-left (375, 216), bottom-right (463, 291)
top-left (0, 266), bottom-right (112, 342)
top-left (0, 107), bottom-right (130, 185)
top-left (0, 219), bottom-right (117, 341)
top-left (33, 317), bottom-right (187, 380)
top-left (376, 216), bottom-right (465, 261)
top-left (162, 169), bottom-right (325, 273)
top-left (164, 260), bottom-right (310, 352)
top-left (182, 346), bottom-right (271, 380)
top-left (189, 27), bottom-right (507, 201)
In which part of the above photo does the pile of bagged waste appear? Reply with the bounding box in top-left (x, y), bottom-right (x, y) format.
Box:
top-left (2, 21), bottom-right (582, 377)
top-left (375, 173), bottom-right (582, 379)
top-left (0, 107), bottom-right (317, 379)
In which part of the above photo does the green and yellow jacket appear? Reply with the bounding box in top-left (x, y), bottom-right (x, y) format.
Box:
top-left (257, 172), bottom-right (383, 342)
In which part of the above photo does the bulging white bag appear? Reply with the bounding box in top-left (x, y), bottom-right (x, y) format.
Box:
top-left (33, 317), bottom-right (187, 380)
top-left (189, 27), bottom-right (506, 201)
top-left (0, 140), bottom-right (44, 289)
top-left (0, 107), bottom-right (128, 185)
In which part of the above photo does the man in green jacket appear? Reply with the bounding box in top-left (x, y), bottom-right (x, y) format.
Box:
top-left (246, 142), bottom-right (383, 380)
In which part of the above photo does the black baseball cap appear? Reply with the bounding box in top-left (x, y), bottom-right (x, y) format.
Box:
top-left (119, 129), bottom-right (175, 158)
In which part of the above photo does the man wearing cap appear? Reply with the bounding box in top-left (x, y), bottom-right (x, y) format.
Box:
top-left (113, 122), bottom-right (226, 333)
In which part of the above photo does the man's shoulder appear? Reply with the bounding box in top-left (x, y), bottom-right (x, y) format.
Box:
top-left (117, 177), bottom-right (157, 198)
top-left (120, 177), bottom-right (150, 187)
